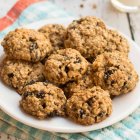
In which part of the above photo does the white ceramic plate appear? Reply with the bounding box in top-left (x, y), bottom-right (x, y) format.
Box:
top-left (0, 18), bottom-right (140, 133)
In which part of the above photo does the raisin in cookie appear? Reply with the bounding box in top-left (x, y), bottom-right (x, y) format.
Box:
top-left (66, 86), bottom-right (112, 125)
top-left (92, 52), bottom-right (138, 96)
top-left (64, 16), bottom-right (129, 62)
top-left (63, 65), bottom-right (94, 98)
top-left (1, 28), bottom-right (52, 62)
top-left (0, 58), bottom-right (45, 92)
top-left (39, 24), bottom-right (66, 52)
top-left (20, 82), bottom-right (66, 119)
top-left (45, 48), bottom-right (88, 84)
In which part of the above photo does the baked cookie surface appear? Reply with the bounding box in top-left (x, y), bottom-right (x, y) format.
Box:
top-left (20, 82), bottom-right (66, 119)
top-left (92, 52), bottom-right (138, 96)
top-left (66, 86), bottom-right (112, 125)
top-left (64, 16), bottom-right (129, 62)
top-left (63, 64), bottom-right (94, 98)
top-left (39, 24), bottom-right (66, 52)
top-left (0, 58), bottom-right (45, 92)
top-left (45, 48), bottom-right (88, 84)
top-left (1, 28), bottom-right (52, 62)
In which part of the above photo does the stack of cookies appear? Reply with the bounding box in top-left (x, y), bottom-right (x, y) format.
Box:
top-left (0, 16), bottom-right (138, 125)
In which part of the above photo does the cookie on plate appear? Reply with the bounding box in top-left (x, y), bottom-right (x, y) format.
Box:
top-left (92, 52), bottom-right (138, 96)
top-left (63, 64), bottom-right (94, 98)
top-left (39, 24), bottom-right (66, 52)
top-left (45, 48), bottom-right (88, 84)
top-left (66, 86), bottom-right (112, 125)
top-left (0, 58), bottom-right (45, 92)
top-left (20, 82), bottom-right (66, 119)
top-left (64, 16), bottom-right (129, 62)
top-left (1, 28), bottom-right (52, 62)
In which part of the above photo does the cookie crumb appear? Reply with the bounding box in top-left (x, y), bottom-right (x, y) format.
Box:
top-left (80, 4), bottom-right (84, 8)
top-left (92, 4), bottom-right (97, 9)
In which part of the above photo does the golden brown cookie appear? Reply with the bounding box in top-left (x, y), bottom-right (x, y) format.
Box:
top-left (65, 16), bottom-right (129, 62)
top-left (66, 86), bottom-right (112, 125)
top-left (39, 24), bottom-right (66, 52)
top-left (20, 82), bottom-right (66, 119)
top-left (63, 64), bottom-right (94, 98)
top-left (1, 58), bottom-right (45, 92)
top-left (1, 28), bottom-right (52, 62)
top-left (45, 48), bottom-right (88, 84)
top-left (92, 52), bottom-right (138, 96)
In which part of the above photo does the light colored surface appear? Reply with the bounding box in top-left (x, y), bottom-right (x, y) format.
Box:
top-left (0, 0), bottom-right (17, 18)
top-left (111, 0), bottom-right (140, 12)
top-left (129, 13), bottom-right (140, 45)
top-left (0, 17), bottom-right (140, 133)
top-left (117, 0), bottom-right (140, 6)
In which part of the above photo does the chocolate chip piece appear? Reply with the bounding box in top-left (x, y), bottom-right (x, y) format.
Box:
top-left (111, 80), bottom-right (115, 85)
top-left (98, 112), bottom-right (105, 117)
top-left (29, 37), bottom-right (36, 42)
top-left (115, 65), bottom-right (120, 69)
top-left (122, 81), bottom-right (127, 89)
top-left (42, 103), bottom-right (46, 108)
top-left (41, 58), bottom-right (47, 65)
top-left (87, 56), bottom-right (96, 63)
top-left (22, 92), bottom-right (33, 99)
top-left (79, 109), bottom-right (85, 118)
top-left (27, 80), bottom-right (36, 85)
top-left (8, 73), bottom-right (14, 78)
top-left (23, 91), bottom-right (45, 99)
top-left (36, 90), bottom-right (45, 98)
top-left (30, 42), bottom-right (38, 52)
top-left (95, 112), bottom-right (106, 122)
top-left (77, 19), bottom-right (83, 24)
top-left (65, 66), bottom-right (69, 73)
top-left (74, 57), bottom-right (81, 63)
top-left (104, 69), bottom-right (115, 80)
top-left (86, 97), bottom-right (93, 106)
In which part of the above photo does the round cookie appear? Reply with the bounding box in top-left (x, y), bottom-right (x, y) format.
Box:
top-left (66, 86), bottom-right (112, 125)
top-left (64, 16), bottom-right (129, 62)
top-left (39, 24), bottom-right (66, 52)
top-left (1, 28), bottom-right (52, 62)
top-left (92, 52), bottom-right (138, 96)
top-left (45, 48), bottom-right (88, 84)
top-left (63, 65), bottom-right (94, 98)
top-left (0, 58), bottom-right (45, 92)
top-left (20, 82), bottom-right (66, 119)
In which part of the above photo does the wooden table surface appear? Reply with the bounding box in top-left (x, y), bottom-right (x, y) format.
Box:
top-left (0, 0), bottom-right (140, 139)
